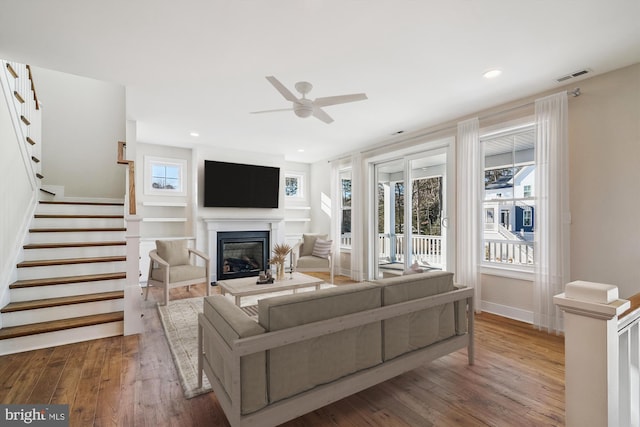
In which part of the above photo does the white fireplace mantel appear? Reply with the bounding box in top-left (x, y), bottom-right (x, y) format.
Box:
top-left (203, 217), bottom-right (285, 283)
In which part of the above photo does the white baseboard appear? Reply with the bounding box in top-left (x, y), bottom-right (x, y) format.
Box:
top-left (481, 300), bottom-right (533, 324)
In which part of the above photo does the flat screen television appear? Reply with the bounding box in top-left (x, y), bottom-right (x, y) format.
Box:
top-left (204, 160), bottom-right (280, 208)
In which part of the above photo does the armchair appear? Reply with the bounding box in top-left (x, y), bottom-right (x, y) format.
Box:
top-left (291, 233), bottom-right (334, 284)
top-left (146, 240), bottom-right (210, 305)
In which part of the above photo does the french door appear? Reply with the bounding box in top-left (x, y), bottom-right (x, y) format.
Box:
top-left (373, 145), bottom-right (452, 278)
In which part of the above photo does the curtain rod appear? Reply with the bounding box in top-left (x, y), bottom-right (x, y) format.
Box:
top-left (329, 88), bottom-right (581, 162)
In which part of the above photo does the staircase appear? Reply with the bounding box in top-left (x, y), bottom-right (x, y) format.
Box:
top-left (0, 200), bottom-right (127, 355)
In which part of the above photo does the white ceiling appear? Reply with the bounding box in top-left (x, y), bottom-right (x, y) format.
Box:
top-left (1, 0), bottom-right (639, 163)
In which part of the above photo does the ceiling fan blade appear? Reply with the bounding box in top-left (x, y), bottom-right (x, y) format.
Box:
top-left (250, 108), bottom-right (293, 114)
top-left (265, 76), bottom-right (298, 102)
top-left (312, 107), bottom-right (334, 124)
top-left (314, 93), bottom-right (368, 107)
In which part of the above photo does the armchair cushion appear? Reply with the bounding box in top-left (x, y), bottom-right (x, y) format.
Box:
top-left (151, 264), bottom-right (207, 283)
top-left (311, 239), bottom-right (332, 259)
top-left (296, 255), bottom-right (331, 269)
top-left (301, 234), bottom-right (327, 257)
top-left (156, 239), bottom-right (189, 266)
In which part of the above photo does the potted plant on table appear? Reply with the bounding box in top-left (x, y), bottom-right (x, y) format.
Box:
top-left (269, 243), bottom-right (292, 281)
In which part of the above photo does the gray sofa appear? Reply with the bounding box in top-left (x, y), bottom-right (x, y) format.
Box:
top-left (198, 271), bottom-right (474, 427)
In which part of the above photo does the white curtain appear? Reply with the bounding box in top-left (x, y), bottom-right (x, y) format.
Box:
top-left (456, 117), bottom-right (482, 312)
top-left (534, 91), bottom-right (570, 333)
top-left (350, 154), bottom-right (364, 281)
top-left (330, 160), bottom-right (342, 277)
top-left (330, 155), bottom-right (364, 281)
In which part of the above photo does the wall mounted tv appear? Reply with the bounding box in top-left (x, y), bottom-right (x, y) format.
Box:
top-left (204, 160), bottom-right (280, 208)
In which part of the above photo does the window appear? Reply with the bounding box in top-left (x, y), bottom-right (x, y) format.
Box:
top-left (144, 156), bottom-right (186, 196)
top-left (285, 173), bottom-right (303, 198)
top-left (340, 170), bottom-right (352, 248)
top-left (482, 125), bottom-right (535, 268)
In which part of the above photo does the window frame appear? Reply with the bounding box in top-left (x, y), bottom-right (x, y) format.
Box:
top-left (480, 122), bottom-right (536, 278)
top-left (144, 156), bottom-right (187, 196)
top-left (340, 169), bottom-right (352, 249)
top-left (284, 173), bottom-right (304, 199)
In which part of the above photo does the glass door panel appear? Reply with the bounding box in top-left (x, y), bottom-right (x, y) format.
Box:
top-left (408, 151), bottom-right (447, 270)
top-left (373, 147), bottom-right (449, 279)
top-left (375, 159), bottom-right (405, 278)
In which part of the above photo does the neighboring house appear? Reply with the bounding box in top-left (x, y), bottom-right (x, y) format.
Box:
top-left (485, 165), bottom-right (534, 240)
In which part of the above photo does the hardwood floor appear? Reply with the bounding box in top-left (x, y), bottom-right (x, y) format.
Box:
top-left (0, 276), bottom-right (565, 426)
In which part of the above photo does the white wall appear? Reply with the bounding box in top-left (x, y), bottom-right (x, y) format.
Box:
top-left (33, 67), bottom-right (125, 198)
top-left (568, 63), bottom-right (640, 299)
top-left (0, 84), bottom-right (37, 315)
top-left (309, 160), bottom-right (332, 236)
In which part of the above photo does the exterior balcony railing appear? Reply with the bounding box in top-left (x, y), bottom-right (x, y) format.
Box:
top-left (483, 239), bottom-right (534, 266)
top-left (377, 233), bottom-right (443, 267)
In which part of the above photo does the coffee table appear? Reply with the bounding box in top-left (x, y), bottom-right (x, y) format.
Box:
top-left (217, 272), bottom-right (324, 307)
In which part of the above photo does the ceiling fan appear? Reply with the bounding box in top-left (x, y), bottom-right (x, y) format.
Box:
top-left (251, 76), bottom-right (368, 124)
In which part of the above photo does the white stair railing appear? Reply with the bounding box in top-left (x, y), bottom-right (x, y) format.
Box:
top-left (618, 302), bottom-right (640, 427)
top-left (1, 60), bottom-right (42, 188)
top-left (554, 281), bottom-right (637, 427)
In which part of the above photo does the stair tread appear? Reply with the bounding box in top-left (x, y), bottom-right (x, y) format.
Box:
top-left (10, 272), bottom-right (127, 289)
top-left (39, 201), bottom-right (124, 206)
top-left (0, 312), bottom-right (124, 340)
top-left (2, 291), bottom-right (124, 313)
top-left (29, 227), bottom-right (126, 232)
top-left (24, 241), bottom-right (126, 249)
top-left (17, 256), bottom-right (126, 268)
top-left (34, 214), bottom-right (124, 219)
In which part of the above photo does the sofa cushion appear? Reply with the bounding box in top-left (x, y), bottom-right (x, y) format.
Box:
top-left (156, 239), bottom-right (189, 266)
top-left (372, 271), bottom-right (456, 361)
top-left (258, 283), bottom-right (382, 403)
top-left (203, 296), bottom-right (267, 414)
top-left (301, 233), bottom-right (327, 257)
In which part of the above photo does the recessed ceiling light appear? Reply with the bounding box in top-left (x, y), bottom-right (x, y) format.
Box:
top-left (297, 149), bottom-right (305, 153)
top-left (190, 132), bottom-right (199, 137)
top-left (483, 69), bottom-right (502, 79)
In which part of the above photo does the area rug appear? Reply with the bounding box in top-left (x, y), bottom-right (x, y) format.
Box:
top-left (157, 297), bottom-right (211, 399)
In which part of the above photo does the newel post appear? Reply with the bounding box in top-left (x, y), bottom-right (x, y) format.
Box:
top-left (124, 215), bottom-right (143, 335)
top-left (554, 281), bottom-right (630, 427)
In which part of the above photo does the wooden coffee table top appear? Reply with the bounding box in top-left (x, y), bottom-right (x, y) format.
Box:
top-left (217, 272), bottom-right (324, 302)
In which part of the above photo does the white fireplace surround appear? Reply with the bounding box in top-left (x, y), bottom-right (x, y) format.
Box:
top-left (204, 217), bottom-right (285, 283)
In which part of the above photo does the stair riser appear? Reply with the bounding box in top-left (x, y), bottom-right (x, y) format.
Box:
top-left (32, 218), bottom-right (124, 228)
top-left (10, 279), bottom-right (126, 302)
top-left (23, 245), bottom-right (126, 261)
top-left (0, 321), bottom-right (124, 356)
top-left (36, 204), bottom-right (124, 216)
top-left (27, 231), bottom-right (126, 244)
top-left (2, 299), bottom-right (124, 328)
top-left (17, 261), bottom-right (126, 281)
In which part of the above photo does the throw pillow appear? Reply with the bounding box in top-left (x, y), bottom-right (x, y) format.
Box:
top-left (301, 233), bottom-right (327, 257)
top-left (403, 261), bottom-right (424, 275)
top-left (156, 239), bottom-right (190, 266)
top-left (312, 239), bottom-right (333, 259)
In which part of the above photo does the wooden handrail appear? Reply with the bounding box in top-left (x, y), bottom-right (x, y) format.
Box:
top-left (117, 141), bottom-right (136, 215)
top-left (620, 292), bottom-right (640, 320)
top-left (25, 65), bottom-right (40, 110)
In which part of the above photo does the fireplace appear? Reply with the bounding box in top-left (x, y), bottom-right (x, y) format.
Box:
top-left (216, 231), bottom-right (270, 281)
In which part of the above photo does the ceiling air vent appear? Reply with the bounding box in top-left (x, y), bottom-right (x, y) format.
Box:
top-left (556, 69), bottom-right (591, 83)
